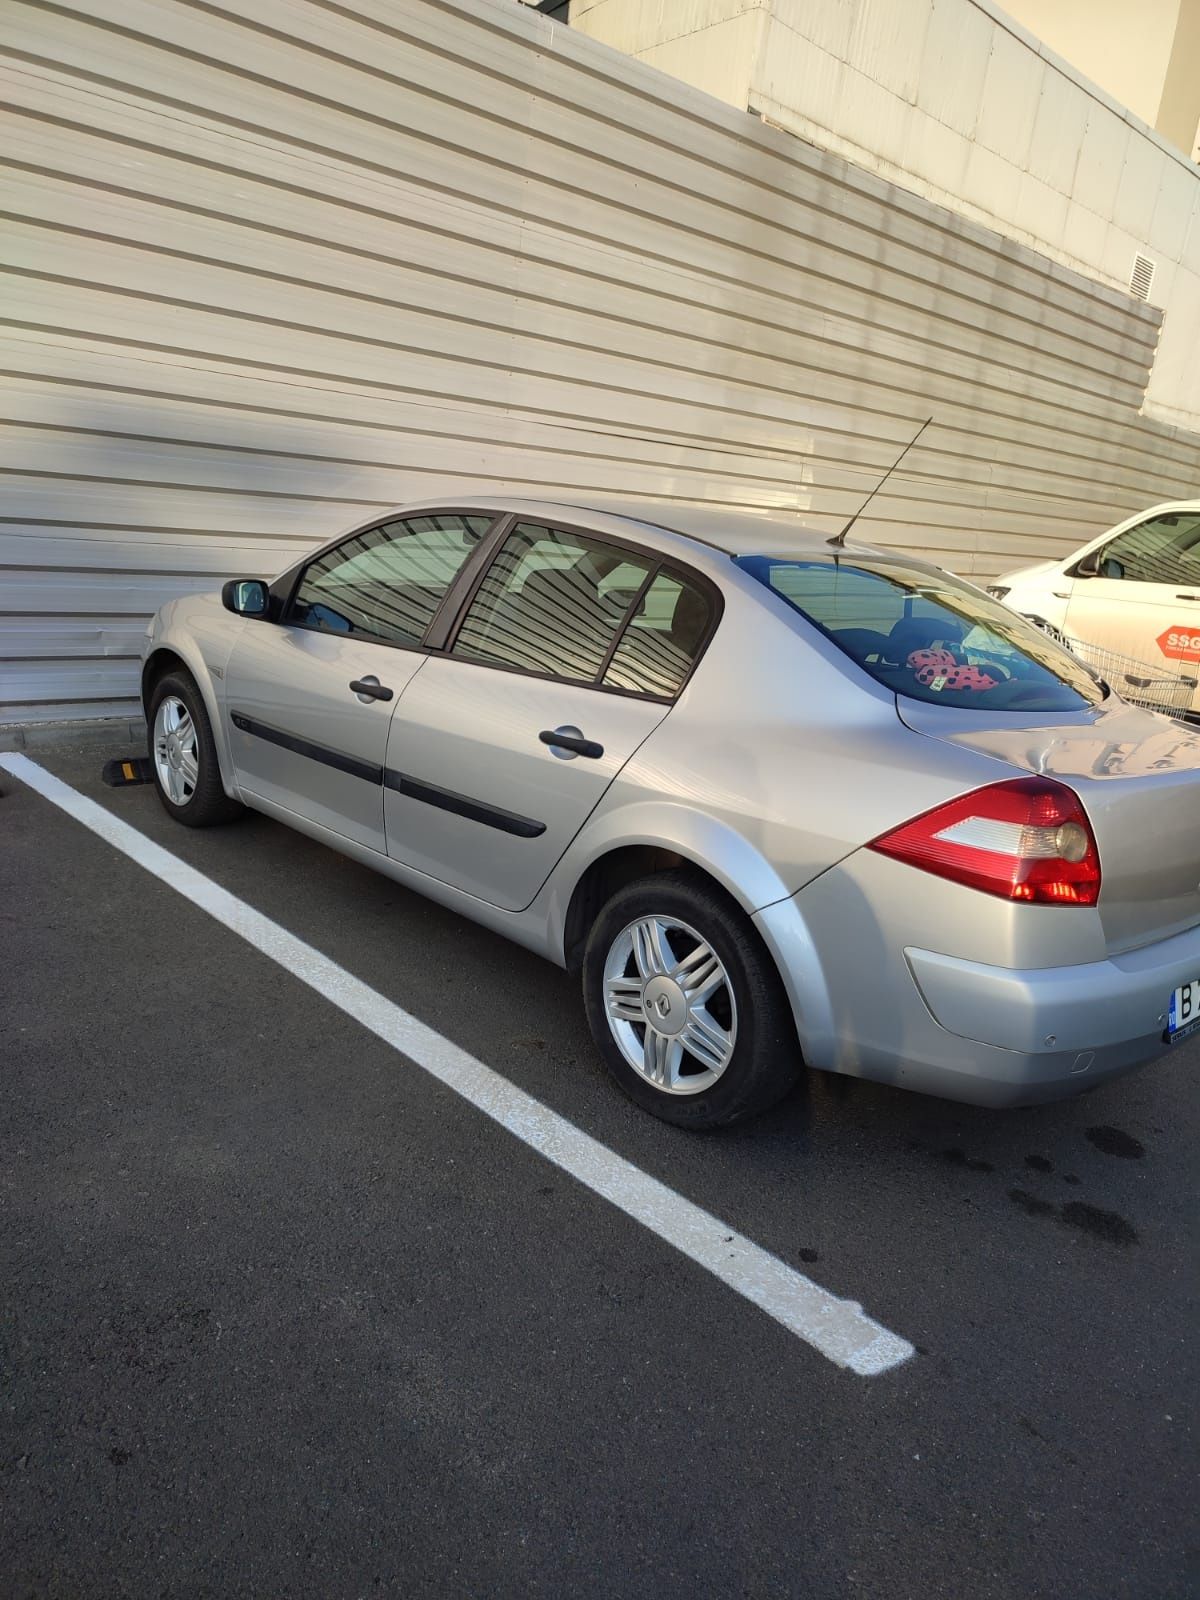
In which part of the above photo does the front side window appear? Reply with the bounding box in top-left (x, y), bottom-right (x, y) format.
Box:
top-left (1091, 511), bottom-right (1200, 585)
top-left (453, 523), bottom-right (654, 683)
top-left (289, 513), bottom-right (491, 645)
top-left (737, 554), bottom-right (1104, 713)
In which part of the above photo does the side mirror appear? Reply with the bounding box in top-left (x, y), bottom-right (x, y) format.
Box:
top-left (1075, 550), bottom-right (1101, 578)
top-left (222, 578), bottom-right (271, 618)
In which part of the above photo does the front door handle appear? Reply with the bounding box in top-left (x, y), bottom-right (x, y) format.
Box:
top-left (539, 726), bottom-right (604, 760)
top-left (1177, 593), bottom-right (1200, 602)
top-left (1052, 590), bottom-right (1070, 600)
top-left (349, 676), bottom-right (393, 702)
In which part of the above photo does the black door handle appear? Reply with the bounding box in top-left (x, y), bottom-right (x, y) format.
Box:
top-left (539, 727), bottom-right (604, 760)
top-left (349, 678), bottom-right (393, 701)
top-left (1176, 593), bottom-right (1200, 601)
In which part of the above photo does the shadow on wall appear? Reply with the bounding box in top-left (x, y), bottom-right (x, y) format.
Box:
top-left (5, 392), bottom-right (391, 725)
top-left (4, 383), bottom-right (869, 724)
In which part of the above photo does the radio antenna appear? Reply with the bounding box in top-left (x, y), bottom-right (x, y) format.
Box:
top-left (827, 416), bottom-right (933, 548)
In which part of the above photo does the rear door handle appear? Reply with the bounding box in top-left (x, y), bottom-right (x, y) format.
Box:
top-left (539, 726), bottom-right (604, 760)
top-left (349, 676), bottom-right (394, 702)
top-left (1177, 593), bottom-right (1200, 602)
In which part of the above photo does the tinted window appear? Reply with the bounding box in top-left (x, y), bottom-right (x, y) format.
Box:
top-left (737, 554), bottom-right (1103, 712)
top-left (290, 513), bottom-right (491, 645)
top-left (1093, 511), bottom-right (1200, 585)
top-left (603, 570), bottom-right (712, 697)
top-left (453, 523), bottom-right (653, 682)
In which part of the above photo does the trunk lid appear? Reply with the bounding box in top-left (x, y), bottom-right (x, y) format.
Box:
top-left (898, 697), bottom-right (1200, 953)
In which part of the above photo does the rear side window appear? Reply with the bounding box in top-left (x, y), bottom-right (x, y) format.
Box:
top-left (289, 513), bottom-right (490, 645)
top-left (453, 522), bottom-right (652, 683)
top-left (1091, 511), bottom-right (1200, 585)
top-left (603, 569), bottom-right (712, 697)
top-left (736, 554), bottom-right (1103, 712)
top-left (452, 523), bottom-right (713, 695)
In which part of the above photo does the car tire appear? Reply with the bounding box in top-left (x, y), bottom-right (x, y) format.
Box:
top-left (148, 669), bottom-right (243, 828)
top-left (582, 869), bottom-right (800, 1129)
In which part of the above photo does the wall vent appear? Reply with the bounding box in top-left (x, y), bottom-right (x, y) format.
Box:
top-left (1129, 252), bottom-right (1156, 302)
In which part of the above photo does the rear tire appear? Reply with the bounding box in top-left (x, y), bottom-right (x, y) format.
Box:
top-left (582, 869), bottom-right (800, 1129)
top-left (148, 670), bottom-right (242, 828)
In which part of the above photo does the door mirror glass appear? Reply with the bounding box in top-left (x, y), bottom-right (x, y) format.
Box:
top-left (222, 578), bottom-right (270, 617)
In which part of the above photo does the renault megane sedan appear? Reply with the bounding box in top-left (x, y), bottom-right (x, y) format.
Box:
top-left (141, 497), bottom-right (1200, 1126)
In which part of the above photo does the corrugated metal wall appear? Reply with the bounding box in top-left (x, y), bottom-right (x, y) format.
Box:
top-left (2, 0), bottom-right (1198, 723)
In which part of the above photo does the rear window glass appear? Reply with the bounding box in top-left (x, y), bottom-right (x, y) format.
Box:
top-left (736, 554), bottom-right (1104, 713)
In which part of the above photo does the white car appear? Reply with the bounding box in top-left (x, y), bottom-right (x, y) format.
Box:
top-left (989, 501), bottom-right (1200, 717)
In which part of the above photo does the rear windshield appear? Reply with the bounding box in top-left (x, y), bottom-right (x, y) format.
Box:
top-left (736, 554), bottom-right (1104, 713)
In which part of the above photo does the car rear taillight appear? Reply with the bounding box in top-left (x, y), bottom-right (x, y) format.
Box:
top-left (868, 778), bottom-right (1101, 906)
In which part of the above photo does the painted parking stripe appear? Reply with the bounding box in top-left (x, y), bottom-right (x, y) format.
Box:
top-left (1, 752), bottom-right (914, 1376)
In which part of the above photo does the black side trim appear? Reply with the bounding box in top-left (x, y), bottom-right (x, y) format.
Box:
top-left (230, 709), bottom-right (546, 838)
top-left (230, 712), bottom-right (383, 785)
top-left (383, 769), bottom-right (546, 838)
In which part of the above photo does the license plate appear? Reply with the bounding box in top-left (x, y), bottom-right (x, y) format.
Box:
top-left (1167, 978), bottom-right (1200, 1043)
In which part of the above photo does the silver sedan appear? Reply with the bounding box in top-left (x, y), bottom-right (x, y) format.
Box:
top-left (141, 498), bottom-right (1200, 1126)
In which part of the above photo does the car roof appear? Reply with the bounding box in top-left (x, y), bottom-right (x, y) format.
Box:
top-left (415, 494), bottom-right (858, 559)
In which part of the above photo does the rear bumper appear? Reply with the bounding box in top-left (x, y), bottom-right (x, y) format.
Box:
top-left (906, 928), bottom-right (1198, 1054)
top-left (755, 871), bottom-right (1200, 1108)
top-left (902, 927), bottom-right (1198, 1104)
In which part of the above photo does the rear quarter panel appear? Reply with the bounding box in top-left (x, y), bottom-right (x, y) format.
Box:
top-left (556, 573), bottom-right (1018, 917)
top-left (899, 700), bottom-right (1200, 953)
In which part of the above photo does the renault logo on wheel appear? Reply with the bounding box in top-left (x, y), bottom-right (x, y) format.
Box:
top-left (653, 993), bottom-right (672, 1019)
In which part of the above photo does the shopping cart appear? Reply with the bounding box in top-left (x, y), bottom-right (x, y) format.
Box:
top-left (1061, 635), bottom-right (1199, 718)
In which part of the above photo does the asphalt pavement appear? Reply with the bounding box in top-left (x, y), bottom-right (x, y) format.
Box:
top-left (1, 734), bottom-right (1197, 1598)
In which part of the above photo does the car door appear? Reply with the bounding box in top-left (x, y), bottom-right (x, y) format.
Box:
top-left (382, 518), bottom-right (717, 911)
top-left (224, 510), bottom-right (494, 850)
top-left (1064, 509), bottom-right (1200, 709)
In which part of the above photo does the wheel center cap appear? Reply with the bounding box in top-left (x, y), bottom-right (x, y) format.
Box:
top-left (643, 976), bottom-right (686, 1036)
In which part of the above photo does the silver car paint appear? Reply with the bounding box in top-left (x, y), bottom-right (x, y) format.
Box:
top-left (381, 654), bottom-right (670, 911)
top-left (142, 495), bottom-right (1200, 1107)
top-left (897, 696), bottom-right (1200, 953)
top-left (225, 621), bottom-right (427, 853)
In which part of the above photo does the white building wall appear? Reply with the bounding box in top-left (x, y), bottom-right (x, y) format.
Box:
top-left (995, 0), bottom-right (1184, 130)
top-left (1, 0), bottom-right (1198, 722)
top-left (578, 0), bottom-right (1200, 433)
top-left (569, 0), bottom-right (768, 105)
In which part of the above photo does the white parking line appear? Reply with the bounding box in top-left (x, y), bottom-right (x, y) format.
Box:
top-left (2, 752), bottom-right (914, 1376)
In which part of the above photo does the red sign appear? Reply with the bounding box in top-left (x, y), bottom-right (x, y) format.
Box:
top-left (1157, 624), bottom-right (1200, 661)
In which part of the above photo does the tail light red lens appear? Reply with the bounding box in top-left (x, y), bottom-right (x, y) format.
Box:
top-left (868, 778), bottom-right (1101, 906)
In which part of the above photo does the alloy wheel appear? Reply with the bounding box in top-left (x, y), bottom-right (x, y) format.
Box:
top-left (602, 915), bottom-right (737, 1094)
top-left (153, 694), bottom-right (200, 806)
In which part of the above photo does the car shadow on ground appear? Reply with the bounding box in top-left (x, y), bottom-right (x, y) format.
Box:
top-left (57, 753), bottom-right (1173, 1272)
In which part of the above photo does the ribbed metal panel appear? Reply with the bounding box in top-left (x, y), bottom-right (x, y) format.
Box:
top-left (1, 0), bottom-right (1197, 721)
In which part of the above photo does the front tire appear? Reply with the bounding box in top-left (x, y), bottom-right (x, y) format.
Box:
top-left (148, 670), bottom-right (242, 827)
top-left (582, 870), bottom-right (800, 1128)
